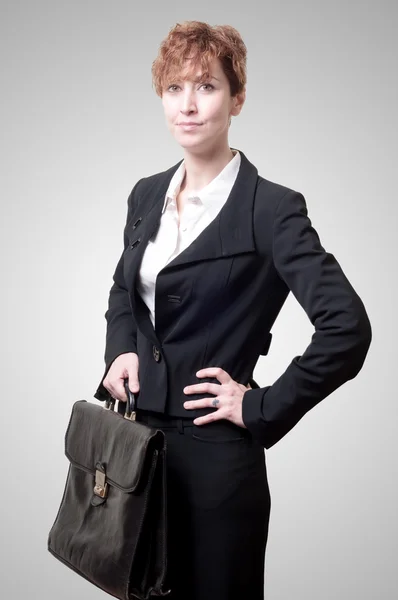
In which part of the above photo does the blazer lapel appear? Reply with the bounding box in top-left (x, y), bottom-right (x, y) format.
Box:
top-left (123, 163), bottom-right (181, 344)
top-left (164, 150), bottom-right (258, 270)
top-left (124, 149), bottom-right (259, 343)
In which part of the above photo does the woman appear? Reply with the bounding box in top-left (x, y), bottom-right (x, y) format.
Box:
top-left (94, 21), bottom-right (372, 600)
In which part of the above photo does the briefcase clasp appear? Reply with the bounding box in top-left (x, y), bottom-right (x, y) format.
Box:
top-left (94, 469), bottom-right (108, 498)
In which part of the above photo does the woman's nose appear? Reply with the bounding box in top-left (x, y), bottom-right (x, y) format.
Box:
top-left (180, 90), bottom-right (197, 113)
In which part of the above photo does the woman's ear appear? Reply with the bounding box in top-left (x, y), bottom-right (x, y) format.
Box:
top-left (231, 88), bottom-right (246, 118)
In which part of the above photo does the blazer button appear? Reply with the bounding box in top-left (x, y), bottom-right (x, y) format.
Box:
top-left (129, 237), bottom-right (141, 249)
top-left (152, 345), bottom-right (161, 362)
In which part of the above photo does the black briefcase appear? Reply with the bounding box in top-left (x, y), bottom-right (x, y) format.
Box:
top-left (47, 379), bottom-right (171, 599)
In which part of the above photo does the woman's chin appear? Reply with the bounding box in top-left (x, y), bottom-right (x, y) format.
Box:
top-left (175, 136), bottom-right (206, 149)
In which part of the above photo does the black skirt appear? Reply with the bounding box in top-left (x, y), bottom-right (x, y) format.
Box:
top-left (136, 409), bottom-right (271, 600)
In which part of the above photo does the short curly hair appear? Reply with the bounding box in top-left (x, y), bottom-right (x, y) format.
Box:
top-left (151, 21), bottom-right (247, 98)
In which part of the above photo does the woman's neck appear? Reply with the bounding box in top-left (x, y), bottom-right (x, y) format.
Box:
top-left (180, 145), bottom-right (235, 194)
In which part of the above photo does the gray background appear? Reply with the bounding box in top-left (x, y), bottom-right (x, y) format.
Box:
top-left (1, 0), bottom-right (397, 598)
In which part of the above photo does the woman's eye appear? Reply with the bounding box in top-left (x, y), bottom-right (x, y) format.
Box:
top-left (167, 83), bottom-right (214, 92)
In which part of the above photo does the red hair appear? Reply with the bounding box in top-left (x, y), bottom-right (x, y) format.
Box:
top-left (151, 21), bottom-right (247, 97)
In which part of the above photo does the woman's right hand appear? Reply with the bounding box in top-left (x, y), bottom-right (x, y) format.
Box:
top-left (103, 352), bottom-right (140, 402)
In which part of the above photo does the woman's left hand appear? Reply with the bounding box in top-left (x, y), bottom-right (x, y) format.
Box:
top-left (183, 367), bottom-right (252, 428)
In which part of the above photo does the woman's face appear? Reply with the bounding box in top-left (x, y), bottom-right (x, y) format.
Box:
top-left (161, 56), bottom-right (245, 153)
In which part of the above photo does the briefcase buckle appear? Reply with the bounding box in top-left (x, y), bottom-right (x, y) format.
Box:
top-left (124, 410), bottom-right (136, 421)
top-left (94, 469), bottom-right (108, 498)
top-left (104, 397), bottom-right (115, 411)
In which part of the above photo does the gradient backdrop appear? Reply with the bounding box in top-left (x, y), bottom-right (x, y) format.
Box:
top-left (1, 1), bottom-right (397, 598)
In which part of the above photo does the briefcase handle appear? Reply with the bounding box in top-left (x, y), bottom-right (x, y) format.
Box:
top-left (104, 378), bottom-right (137, 421)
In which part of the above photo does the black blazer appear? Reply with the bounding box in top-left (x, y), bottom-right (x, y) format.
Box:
top-left (94, 149), bottom-right (372, 449)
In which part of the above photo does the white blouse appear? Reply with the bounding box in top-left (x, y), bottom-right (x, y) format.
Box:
top-left (137, 149), bottom-right (241, 329)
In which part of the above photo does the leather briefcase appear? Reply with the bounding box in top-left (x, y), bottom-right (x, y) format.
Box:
top-left (47, 379), bottom-right (171, 599)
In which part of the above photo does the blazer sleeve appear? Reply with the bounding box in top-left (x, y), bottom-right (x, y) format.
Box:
top-left (94, 178), bottom-right (144, 401)
top-left (242, 189), bottom-right (372, 449)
